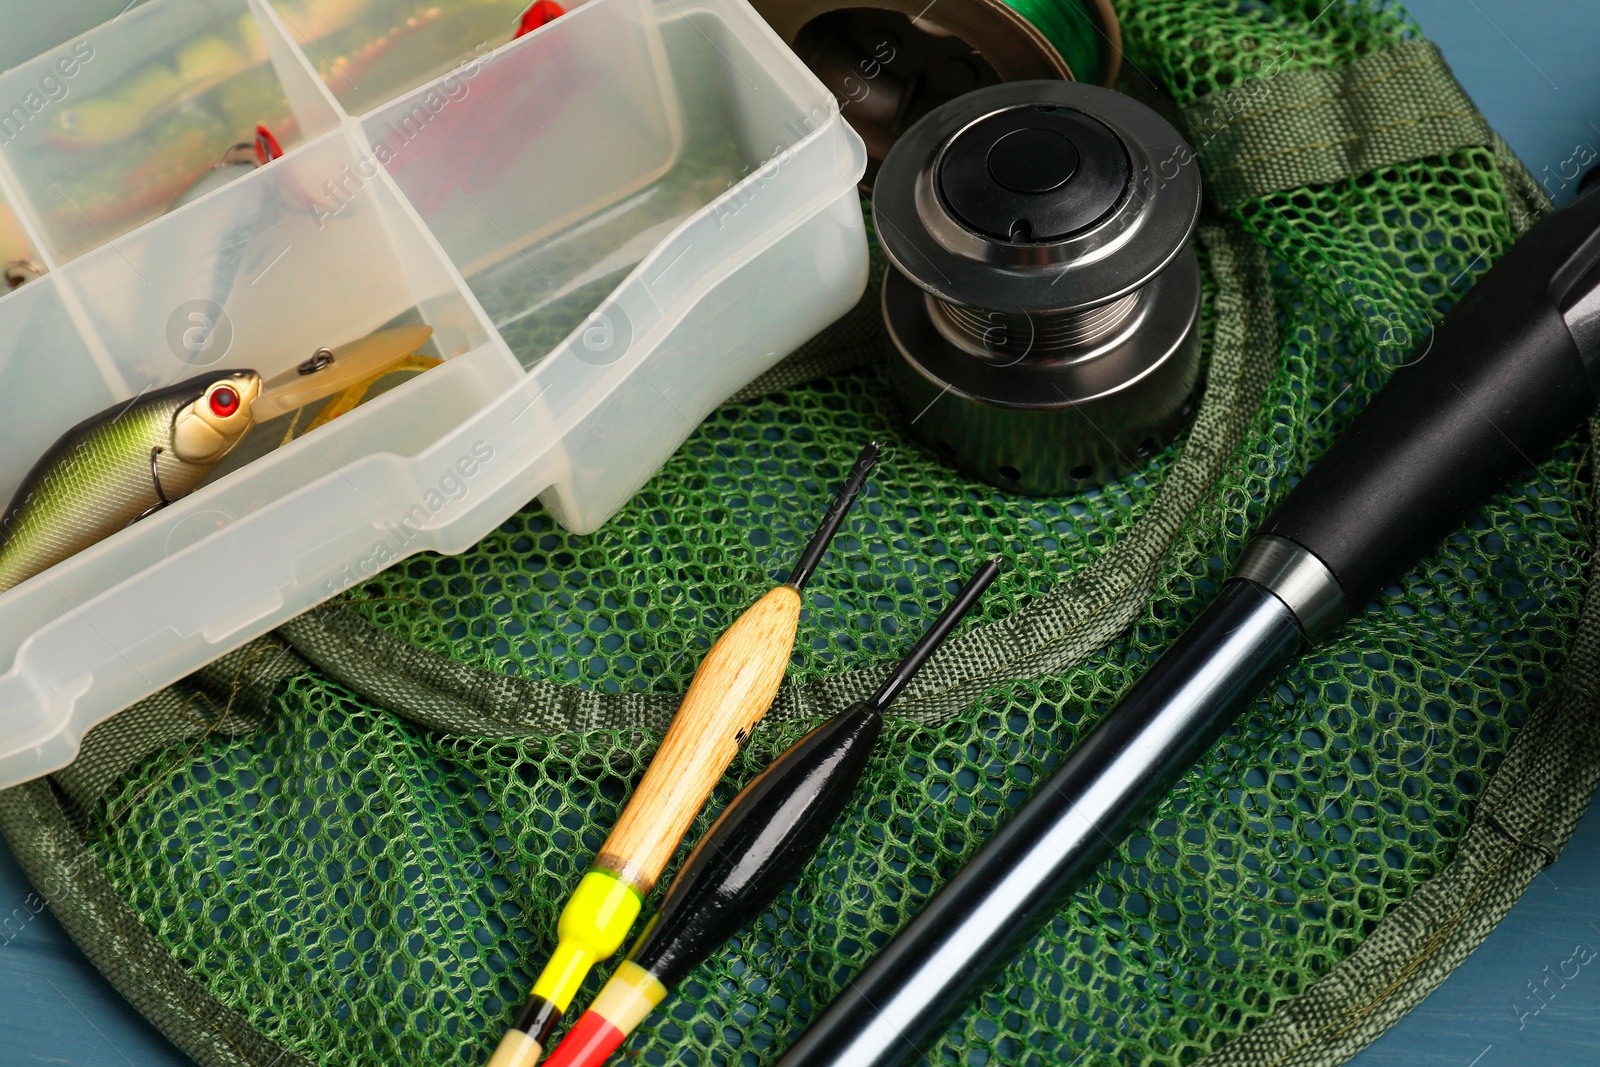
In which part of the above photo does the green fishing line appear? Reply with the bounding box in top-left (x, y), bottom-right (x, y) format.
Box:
top-left (1004, 0), bottom-right (1103, 81)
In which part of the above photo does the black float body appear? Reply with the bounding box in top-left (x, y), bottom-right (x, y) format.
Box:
top-left (623, 558), bottom-right (1003, 989)
top-left (628, 704), bottom-right (884, 985)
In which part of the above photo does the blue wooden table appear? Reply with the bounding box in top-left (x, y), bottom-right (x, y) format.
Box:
top-left (2, 1), bottom-right (1598, 1063)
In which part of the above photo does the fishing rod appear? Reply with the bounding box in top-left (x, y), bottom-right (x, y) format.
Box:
top-left (486, 442), bottom-right (880, 1067)
top-left (774, 186), bottom-right (1600, 1066)
top-left (539, 559), bottom-right (1001, 1067)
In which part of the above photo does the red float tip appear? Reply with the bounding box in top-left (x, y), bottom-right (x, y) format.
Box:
top-left (514, 0), bottom-right (564, 38)
top-left (541, 1010), bottom-right (627, 1067)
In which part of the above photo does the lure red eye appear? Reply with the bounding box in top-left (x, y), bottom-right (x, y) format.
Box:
top-left (210, 386), bottom-right (239, 418)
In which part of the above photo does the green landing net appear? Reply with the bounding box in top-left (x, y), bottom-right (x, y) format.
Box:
top-left (3, 3), bottom-right (1598, 1067)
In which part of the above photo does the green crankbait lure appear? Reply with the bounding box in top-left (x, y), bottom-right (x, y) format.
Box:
top-left (0, 369), bottom-right (262, 593)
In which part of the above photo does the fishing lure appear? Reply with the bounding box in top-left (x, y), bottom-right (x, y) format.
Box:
top-left (168, 125), bottom-right (285, 213)
top-left (325, 4), bottom-right (448, 89)
top-left (0, 370), bottom-right (261, 593)
top-left (4, 259), bottom-right (44, 289)
top-left (296, 353), bottom-right (443, 437)
top-left (253, 324), bottom-right (436, 422)
top-left (50, 33), bottom-right (254, 149)
top-left (271, 0), bottom-right (372, 44)
top-left (1, 205), bottom-right (38, 289)
top-left (515, 0), bottom-right (565, 37)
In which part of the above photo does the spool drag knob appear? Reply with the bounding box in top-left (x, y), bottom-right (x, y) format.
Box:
top-left (873, 80), bottom-right (1203, 495)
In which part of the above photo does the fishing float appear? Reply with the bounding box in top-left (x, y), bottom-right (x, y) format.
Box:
top-left (486, 441), bottom-right (881, 1067)
top-left (541, 558), bottom-right (1002, 1067)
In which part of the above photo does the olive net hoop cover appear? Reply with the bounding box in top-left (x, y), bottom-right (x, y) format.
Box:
top-left (5, 2), bottom-right (1599, 1066)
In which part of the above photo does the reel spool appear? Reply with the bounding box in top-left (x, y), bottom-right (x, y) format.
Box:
top-left (873, 80), bottom-right (1203, 495)
top-left (751, 0), bottom-right (1119, 190)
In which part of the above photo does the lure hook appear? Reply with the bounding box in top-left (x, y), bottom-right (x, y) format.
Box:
top-left (132, 447), bottom-right (173, 523)
top-left (4, 259), bottom-right (44, 290)
top-left (298, 348), bottom-right (335, 376)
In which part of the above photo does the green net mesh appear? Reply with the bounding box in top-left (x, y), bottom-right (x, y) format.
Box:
top-left (344, 371), bottom-right (1179, 691)
top-left (13, 2), bottom-right (1594, 1066)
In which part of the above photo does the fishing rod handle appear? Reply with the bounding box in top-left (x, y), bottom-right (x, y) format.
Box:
top-left (1246, 187), bottom-right (1600, 639)
top-left (597, 584), bottom-right (800, 894)
top-left (630, 702), bottom-right (884, 984)
top-left (776, 581), bottom-right (1304, 1067)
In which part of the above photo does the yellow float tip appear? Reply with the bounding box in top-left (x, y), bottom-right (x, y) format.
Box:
top-left (490, 868), bottom-right (644, 1062)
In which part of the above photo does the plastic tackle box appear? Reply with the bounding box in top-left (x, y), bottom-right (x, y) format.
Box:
top-left (0, 0), bottom-right (869, 788)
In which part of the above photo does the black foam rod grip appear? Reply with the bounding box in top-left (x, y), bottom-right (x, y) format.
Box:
top-left (1262, 187), bottom-right (1600, 611)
